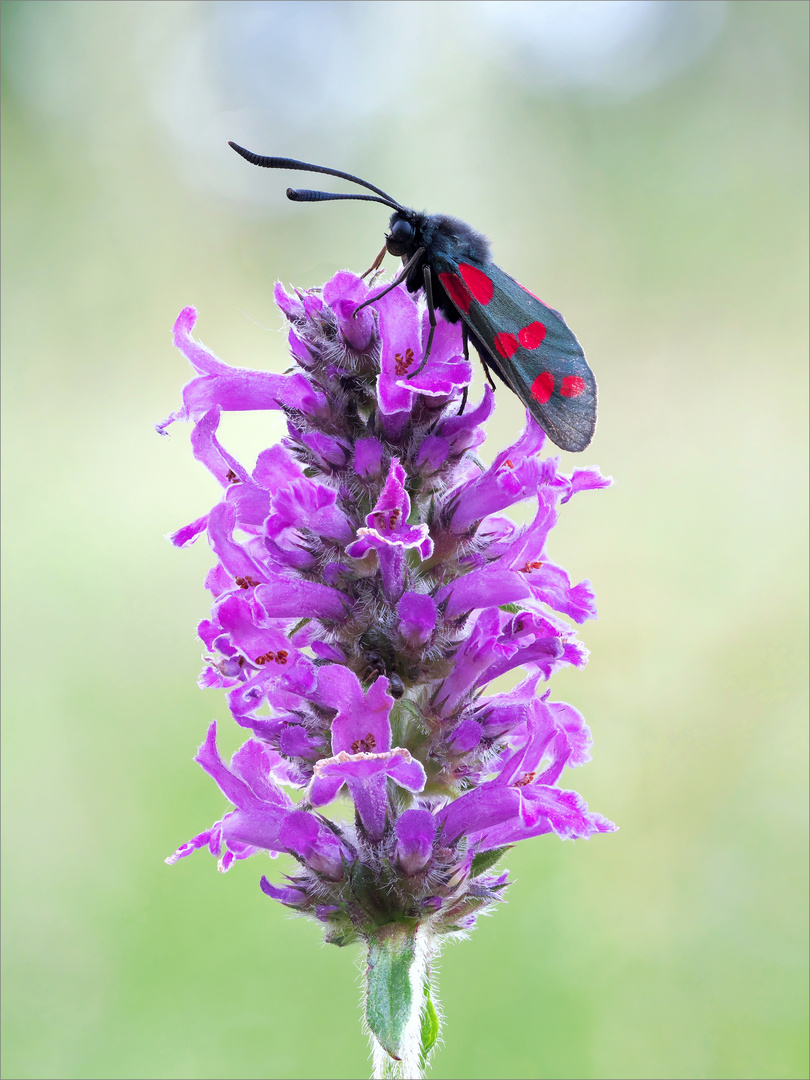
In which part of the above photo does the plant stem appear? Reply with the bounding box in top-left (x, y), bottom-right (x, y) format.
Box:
top-left (366, 922), bottom-right (439, 1079)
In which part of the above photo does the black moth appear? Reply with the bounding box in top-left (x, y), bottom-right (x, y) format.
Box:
top-left (229, 142), bottom-right (597, 453)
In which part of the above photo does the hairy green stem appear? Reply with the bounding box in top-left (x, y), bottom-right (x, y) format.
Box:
top-left (365, 922), bottom-right (440, 1079)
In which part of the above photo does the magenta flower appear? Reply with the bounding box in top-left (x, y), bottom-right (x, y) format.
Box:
top-left (162, 271), bottom-right (615, 1077)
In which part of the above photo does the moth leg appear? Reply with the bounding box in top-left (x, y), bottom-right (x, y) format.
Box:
top-left (410, 264), bottom-right (437, 376)
top-left (466, 326), bottom-right (497, 391)
top-left (353, 247), bottom-right (426, 315)
top-left (480, 359), bottom-right (498, 392)
top-left (360, 244), bottom-right (387, 280)
top-left (454, 325), bottom-right (472, 412)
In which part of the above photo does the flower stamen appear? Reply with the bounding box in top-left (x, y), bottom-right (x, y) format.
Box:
top-left (394, 347), bottom-right (415, 376)
top-left (350, 732), bottom-right (377, 753)
top-left (235, 575), bottom-right (260, 589)
top-left (253, 650), bottom-right (289, 666)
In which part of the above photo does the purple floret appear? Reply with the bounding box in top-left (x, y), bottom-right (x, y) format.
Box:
top-left (163, 269), bottom-right (614, 942)
top-left (395, 809), bottom-right (437, 876)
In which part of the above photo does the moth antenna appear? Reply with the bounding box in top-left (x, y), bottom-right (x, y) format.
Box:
top-left (286, 188), bottom-right (402, 211)
top-left (228, 142), bottom-right (404, 209)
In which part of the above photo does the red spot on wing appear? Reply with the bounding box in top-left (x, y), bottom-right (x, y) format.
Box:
top-left (459, 263), bottom-right (494, 305)
top-left (531, 371), bottom-right (554, 404)
top-left (560, 375), bottom-right (586, 398)
top-left (518, 321), bottom-right (546, 349)
top-left (439, 271), bottom-right (471, 315)
top-left (494, 332), bottom-right (519, 359)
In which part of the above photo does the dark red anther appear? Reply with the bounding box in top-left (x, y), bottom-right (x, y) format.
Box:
top-left (276, 649), bottom-right (289, 664)
top-left (226, 469), bottom-right (240, 484)
top-left (514, 771), bottom-right (536, 788)
top-left (350, 732), bottom-right (377, 754)
top-left (394, 347), bottom-right (415, 377)
top-left (235, 575), bottom-right (259, 589)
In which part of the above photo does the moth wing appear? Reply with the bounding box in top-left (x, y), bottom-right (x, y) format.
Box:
top-left (432, 257), bottom-right (597, 452)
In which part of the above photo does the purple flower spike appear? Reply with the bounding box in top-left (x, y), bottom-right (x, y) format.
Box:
top-left (163, 269), bottom-right (614, 1074)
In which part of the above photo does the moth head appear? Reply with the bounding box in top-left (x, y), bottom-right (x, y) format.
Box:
top-left (386, 213), bottom-right (417, 257)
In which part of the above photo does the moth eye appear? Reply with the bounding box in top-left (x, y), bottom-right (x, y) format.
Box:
top-left (390, 219), bottom-right (414, 243)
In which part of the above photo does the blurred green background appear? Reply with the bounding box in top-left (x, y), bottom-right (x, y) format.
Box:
top-left (2, 2), bottom-right (807, 1078)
